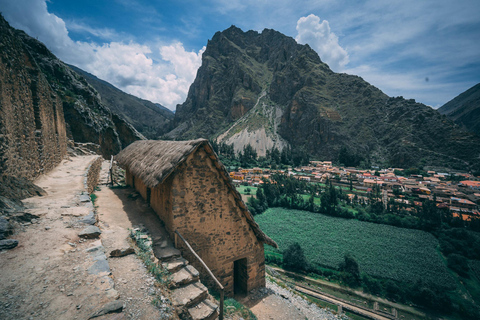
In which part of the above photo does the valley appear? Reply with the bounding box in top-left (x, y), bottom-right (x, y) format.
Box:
top-left (1, 6), bottom-right (480, 320)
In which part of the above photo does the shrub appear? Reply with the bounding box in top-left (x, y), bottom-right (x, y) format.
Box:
top-left (283, 242), bottom-right (308, 272)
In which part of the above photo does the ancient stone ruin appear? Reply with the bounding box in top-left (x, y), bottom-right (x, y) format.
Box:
top-left (116, 139), bottom-right (277, 296)
top-left (0, 16), bottom-right (67, 179)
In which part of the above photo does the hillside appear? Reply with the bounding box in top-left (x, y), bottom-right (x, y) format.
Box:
top-left (438, 83), bottom-right (480, 137)
top-left (0, 15), bottom-right (143, 158)
top-left (168, 26), bottom-right (480, 169)
top-left (68, 65), bottom-right (174, 139)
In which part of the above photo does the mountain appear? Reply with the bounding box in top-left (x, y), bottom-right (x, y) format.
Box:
top-left (0, 15), bottom-right (143, 158)
top-left (0, 14), bottom-right (67, 180)
top-left (68, 65), bottom-right (174, 139)
top-left (168, 26), bottom-right (480, 169)
top-left (438, 83), bottom-right (480, 137)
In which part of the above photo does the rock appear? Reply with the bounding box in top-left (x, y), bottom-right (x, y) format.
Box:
top-left (0, 217), bottom-right (12, 240)
top-left (109, 247), bottom-right (134, 257)
top-left (0, 239), bottom-right (19, 250)
top-left (89, 300), bottom-right (124, 319)
top-left (87, 259), bottom-right (110, 275)
top-left (10, 212), bottom-right (39, 222)
top-left (61, 207), bottom-right (90, 217)
top-left (78, 212), bottom-right (96, 225)
top-left (79, 194), bottom-right (91, 203)
top-left (79, 226), bottom-right (101, 239)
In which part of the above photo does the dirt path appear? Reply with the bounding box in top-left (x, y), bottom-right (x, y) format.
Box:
top-left (0, 156), bottom-right (176, 320)
top-left (294, 286), bottom-right (391, 320)
top-left (0, 155), bottom-right (115, 320)
top-left (94, 161), bottom-right (177, 319)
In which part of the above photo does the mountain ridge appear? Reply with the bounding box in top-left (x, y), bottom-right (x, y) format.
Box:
top-left (67, 65), bottom-right (174, 139)
top-left (167, 25), bottom-right (480, 170)
top-left (438, 83), bottom-right (480, 137)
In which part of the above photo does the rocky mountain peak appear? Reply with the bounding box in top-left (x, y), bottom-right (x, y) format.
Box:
top-left (168, 26), bottom-right (480, 170)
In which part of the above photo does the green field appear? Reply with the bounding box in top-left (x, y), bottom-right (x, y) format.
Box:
top-left (236, 185), bottom-right (258, 195)
top-left (256, 208), bottom-right (456, 289)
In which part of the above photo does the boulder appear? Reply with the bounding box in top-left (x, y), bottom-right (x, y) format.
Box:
top-left (110, 247), bottom-right (135, 257)
top-left (79, 226), bottom-right (101, 239)
top-left (89, 300), bottom-right (124, 319)
top-left (0, 217), bottom-right (12, 240)
top-left (0, 239), bottom-right (18, 250)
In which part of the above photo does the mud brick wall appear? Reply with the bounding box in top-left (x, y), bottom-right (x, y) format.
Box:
top-left (0, 18), bottom-right (67, 179)
top-left (169, 147), bottom-right (265, 296)
top-left (86, 156), bottom-right (103, 194)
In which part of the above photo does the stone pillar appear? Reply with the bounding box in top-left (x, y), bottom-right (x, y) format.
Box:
top-left (392, 307), bottom-right (398, 318)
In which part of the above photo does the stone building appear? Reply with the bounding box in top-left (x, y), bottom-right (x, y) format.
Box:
top-left (116, 139), bottom-right (277, 296)
top-left (0, 15), bottom-right (67, 179)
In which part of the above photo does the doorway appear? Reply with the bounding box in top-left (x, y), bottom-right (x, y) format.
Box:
top-left (146, 187), bottom-right (151, 204)
top-left (234, 258), bottom-right (248, 295)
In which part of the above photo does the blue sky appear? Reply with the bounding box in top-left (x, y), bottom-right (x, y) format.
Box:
top-left (1, 0), bottom-right (479, 110)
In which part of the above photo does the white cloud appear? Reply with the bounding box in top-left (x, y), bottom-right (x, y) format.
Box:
top-left (67, 20), bottom-right (121, 41)
top-left (160, 43), bottom-right (206, 82)
top-left (0, 0), bottom-right (203, 110)
top-left (295, 14), bottom-right (349, 71)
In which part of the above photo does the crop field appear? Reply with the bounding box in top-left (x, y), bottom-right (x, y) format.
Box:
top-left (256, 208), bottom-right (456, 289)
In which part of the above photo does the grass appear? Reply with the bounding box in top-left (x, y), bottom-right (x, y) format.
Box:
top-left (209, 289), bottom-right (257, 320)
top-left (90, 193), bottom-right (97, 205)
top-left (130, 229), bottom-right (171, 285)
top-left (236, 185), bottom-right (258, 195)
top-left (256, 208), bottom-right (456, 290)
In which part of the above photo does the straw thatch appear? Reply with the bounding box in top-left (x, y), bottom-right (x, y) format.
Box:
top-left (115, 139), bottom-right (278, 248)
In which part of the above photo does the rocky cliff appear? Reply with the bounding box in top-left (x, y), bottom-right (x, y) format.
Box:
top-left (0, 15), bottom-right (67, 180)
top-left (438, 83), bottom-right (480, 137)
top-left (169, 26), bottom-right (480, 169)
top-left (3, 16), bottom-right (143, 159)
top-left (68, 65), bottom-right (174, 139)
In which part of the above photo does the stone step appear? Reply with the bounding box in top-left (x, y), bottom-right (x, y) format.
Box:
top-left (169, 265), bottom-right (200, 288)
top-left (188, 299), bottom-right (219, 320)
top-left (153, 246), bottom-right (181, 262)
top-left (163, 257), bottom-right (188, 273)
top-left (172, 281), bottom-right (208, 309)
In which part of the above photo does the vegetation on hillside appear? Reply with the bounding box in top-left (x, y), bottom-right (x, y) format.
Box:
top-left (210, 141), bottom-right (309, 168)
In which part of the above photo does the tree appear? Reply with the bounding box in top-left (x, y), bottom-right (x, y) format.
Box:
top-left (338, 254), bottom-right (361, 285)
top-left (283, 242), bottom-right (308, 272)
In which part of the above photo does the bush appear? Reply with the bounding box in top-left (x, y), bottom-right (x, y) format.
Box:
top-left (338, 254), bottom-right (361, 286)
top-left (283, 242), bottom-right (308, 272)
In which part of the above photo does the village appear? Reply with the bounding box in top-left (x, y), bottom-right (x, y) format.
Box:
top-left (229, 161), bottom-right (480, 221)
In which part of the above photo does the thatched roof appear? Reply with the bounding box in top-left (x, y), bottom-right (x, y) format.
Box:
top-left (115, 139), bottom-right (277, 248)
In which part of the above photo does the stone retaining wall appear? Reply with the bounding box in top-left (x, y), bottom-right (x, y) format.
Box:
top-left (85, 157), bottom-right (103, 194)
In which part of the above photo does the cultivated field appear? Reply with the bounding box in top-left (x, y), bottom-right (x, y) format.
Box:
top-left (256, 208), bottom-right (456, 289)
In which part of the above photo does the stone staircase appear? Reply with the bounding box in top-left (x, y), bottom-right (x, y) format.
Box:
top-left (154, 240), bottom-right (219, 320)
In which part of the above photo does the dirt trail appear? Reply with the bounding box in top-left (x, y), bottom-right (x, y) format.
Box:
top-left (94, 160), bottom-right (176, 319)
top-left (0, 155), bottom-right (112, 320)
top-left (0, 155), bottom-right (172, 320)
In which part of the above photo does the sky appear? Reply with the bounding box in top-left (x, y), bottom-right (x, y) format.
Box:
top-left (1, 0), bottom-right (479, 111)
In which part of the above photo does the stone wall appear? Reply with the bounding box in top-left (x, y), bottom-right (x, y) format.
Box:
top-left (125, 146), bottom-right (266, 296)
top-left (168, 147), bottom-right (265, 296)
top-left (0, 16), bottom-right (67, 180)
top-left (85, 157), bottom-right (103, 194)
